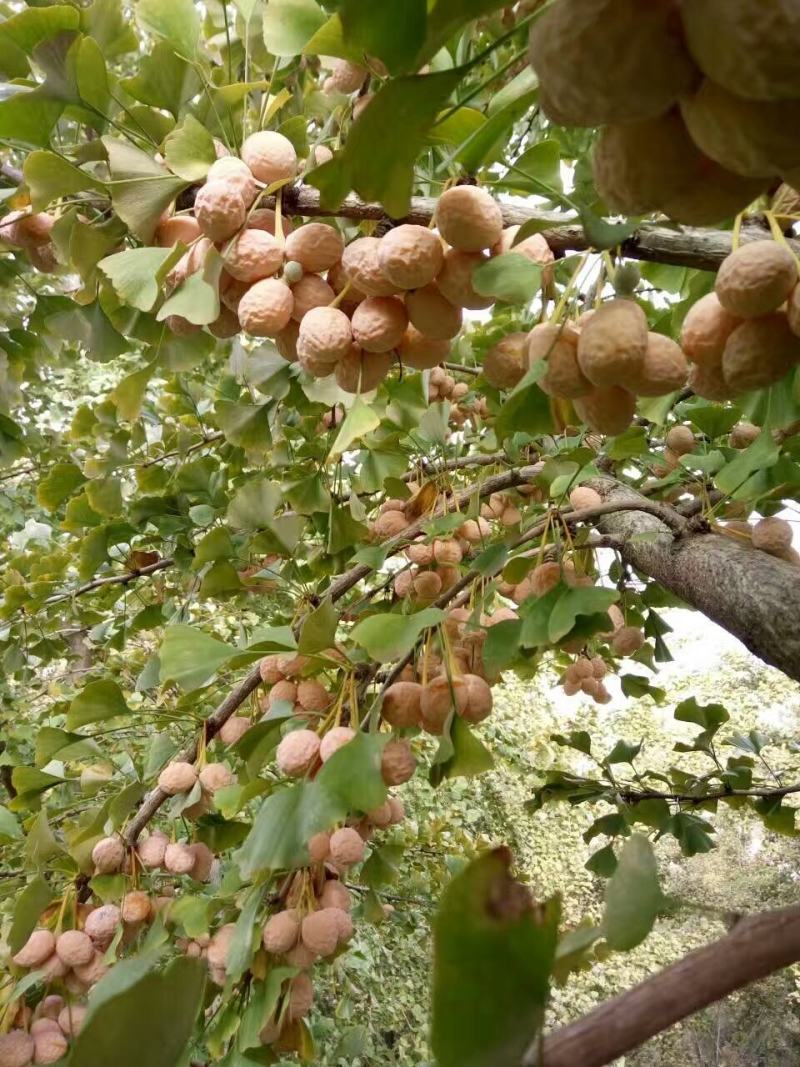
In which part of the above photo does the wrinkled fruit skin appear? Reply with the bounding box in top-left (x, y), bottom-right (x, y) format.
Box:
top-left (381, 740), bottom-right (417, 785)
top-left (722, 313), bottom-right (800, 392)
top-left (483, 333), bottom-right (527, 389)
top-left (434, 186), bottom-right (503, 252)
top-left (528, 322), bottom-right (590, 399)
top-left (238, 279), bottom-right (294, 337)
top-left (262, 910), bottom-right (300, 954)
top-left (12, 929), bottom-right (55, 969)
top-left (529, 0), bottom-right (698, 127)
top-left (0, 1031), bottom-right (34, 1067)
top-left (577, 300), bottom-right (648, 388)
top-left (626, 332), bottom-right (689, 397)
top-left (329, 827), bottom-right (365, 868)
top-left (240, 131), bottom-right (298, 185)
top-left (377, 225), bottom-right (443, 289)
top-left (680, 293), bottom-right (742, 365)
top-left (715, 241), bottom-right (798, 319)
top-left (681, 0), bottom-right (800, 103)
top-left (573, 385), bottom-right (636, 436)
top-left (681, 81), bottom-right (800, 179)
top-left (276, 729), bottom-right (321, 777)
top-left (381, 682), bottom-right (422, 727)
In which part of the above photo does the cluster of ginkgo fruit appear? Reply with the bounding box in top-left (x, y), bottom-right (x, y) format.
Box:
top-left (530, 0), bottom-right (800, 225)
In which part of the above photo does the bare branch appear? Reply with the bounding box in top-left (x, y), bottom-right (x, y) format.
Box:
top-left (538, 904), bottom-right (800, 1067)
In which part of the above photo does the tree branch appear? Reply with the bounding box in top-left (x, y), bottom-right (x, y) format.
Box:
top-left (123, 661), bottom-right (264, 845)
top-left (44, 558), bottom-right (174, 606)
top-left (124, 464), bottom-right (545, 841)
top-left (619, 782), bottom-right (800, 805)
top-left (402, 451), bottom-right (510, 480)
top-left (587, 477), bottom-right (800, 682)
top-left (325, 462), bottom-right (544, 603)
top-left (537, 904), bottom-right (800, 1067)
top-left (273, 186), bottom-right (799, 272)
top-left (0, 161), bottom-right (23, 184)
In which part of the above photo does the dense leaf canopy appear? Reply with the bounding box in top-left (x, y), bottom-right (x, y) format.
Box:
top-left (0, 1), bottom-right (799, 1064)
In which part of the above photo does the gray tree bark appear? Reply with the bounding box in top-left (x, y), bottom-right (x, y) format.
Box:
top-left (589, 479), bottom-right (800, 682)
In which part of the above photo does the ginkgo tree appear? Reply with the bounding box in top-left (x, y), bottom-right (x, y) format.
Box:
top-left (1, 0), bottom-right (800, 1064)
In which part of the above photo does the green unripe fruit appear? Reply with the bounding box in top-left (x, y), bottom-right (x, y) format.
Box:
top-left (283, 260), bottom-right (304, 285)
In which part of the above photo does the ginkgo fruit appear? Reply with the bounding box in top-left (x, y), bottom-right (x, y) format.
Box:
top-left (577, 299), bottom-right (648, 387)
top-left (301, 910), bottom-right (340, 957)
top-left (626, 332), bottom-right (689, 396)
top-left (12, 930), bottom-right (55, 969)
top-left (193, 180), bottom-right (247, 242)
top-left (681, 80), bottom-right (800, 178)
top-left (483, 332), bottom-right (527, 389)
top-left (377, 224), bottom-right (444, 289)
top-left (341, 237), bottom-right (400, 297)
top-left (681, 0), bottom-right (800, 102)
top-left (224, 230), bottom-right (284, 283)
top-left (240, 130), bottom-right (298, 185)
top-left (276, 730), bottom-right (320, 777)
top-left (434, 186), bottom-right (503, 252)
top-left (351, 296), bottom-right (408, 353)
top-left (380, 739), bottom-right (417, 785)
top-left (722, 313), bottom-right (800, 391)
top-left (157, 761), bottom-right (198, 795)
top-left (262, 910), bottom-right (300, 954)
top-left (284, 223), bottom-right (345, 273)
top-left (436, 248), bottom-right (494, 310)
top-left (528, 322), bottom-right (591, 399)
top-left (137, 830), bottom-right (169, 868)
top-left (574, 385), bottom-right (636, 436)
top-left (528, 0), bottom-right (697, 126)
top-left (55, 930), bottom-right (94, 968)
top-left (397, 325), bottom-right (450, 370)
top-left (319, 726), bottom-right (355, 762)
top-left (329, 827), bottom-right (365, 867)
top-left (381, 681), bottom-right (423, 727)
top-left (290, 274), bottom-right (335, 320)
top-left (335, 345), bottom-right (393, 393)
top-left (238, 278), bottom-right (294, 337)
top-left (752, 516), bottom-right (793, 556)
top-left (405, 283), bottom-right (463, 339)
top-left (91, 835), bottom-right (125, 873)
top-left (680, 292), bottom-right (742, 365)
top-left (715, 241), bottom-right (799, 318)
top-left (84, 905), bottom-right (121, 949)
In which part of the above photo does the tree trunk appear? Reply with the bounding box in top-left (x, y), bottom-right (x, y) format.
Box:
top-left (589, 479), bottom-right (800, 682)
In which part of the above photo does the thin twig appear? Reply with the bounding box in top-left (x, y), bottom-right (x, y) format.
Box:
top-left (618, 782), bottom-right (800, 805)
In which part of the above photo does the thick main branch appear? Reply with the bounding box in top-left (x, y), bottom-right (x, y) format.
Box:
top-left (275, 186), bottom-right (795, 272)
top-left (538, 904), bottom-right (800, 1067)
top-left (589, 478), bottom-right (800, 682)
